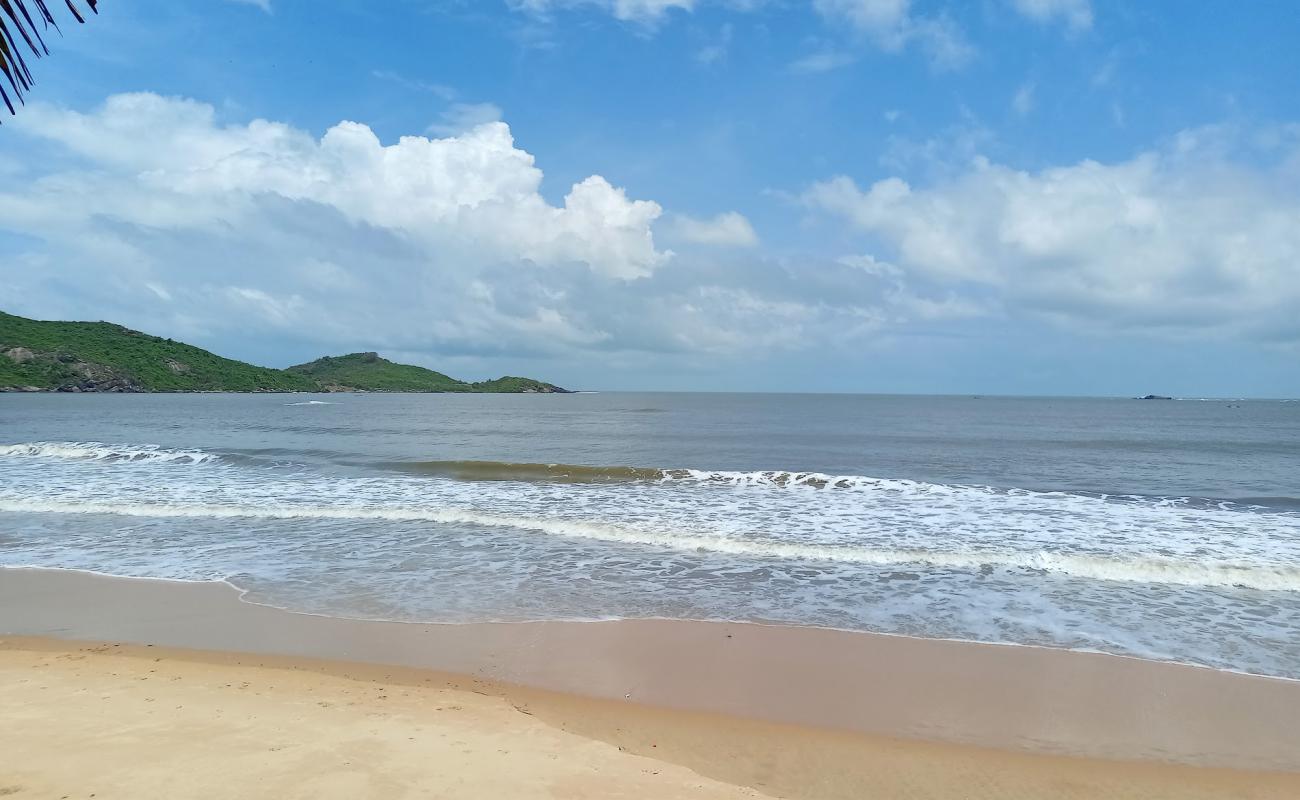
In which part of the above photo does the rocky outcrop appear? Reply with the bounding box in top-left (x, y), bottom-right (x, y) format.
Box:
top-left (3, 347), bottom-right (35, 363)
top-left (1, 347), bottom-right (144, 392)
top-left (58, 358), bottom-right (142, 391)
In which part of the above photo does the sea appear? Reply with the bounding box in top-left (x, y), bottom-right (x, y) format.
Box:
top-left (1, 392), bottom-right (1297, 679)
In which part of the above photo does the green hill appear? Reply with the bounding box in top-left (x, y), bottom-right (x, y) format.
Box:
top-left (472, 376), bottom-right (568, 393)
top-left (286, 352), bottom-right (471, 392)
top-left (287, 352), bottom-right (568, 393)
top-left (0, 311), bottom-right (317, 392)
top-left (0, 312), bottom-right (568, 394)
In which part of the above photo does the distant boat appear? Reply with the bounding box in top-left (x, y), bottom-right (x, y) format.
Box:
top-left (1137, 394), bottom-right (1174, 400)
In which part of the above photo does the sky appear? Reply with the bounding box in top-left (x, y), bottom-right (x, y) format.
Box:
top-left (1, 0), bottom-right (1298, 396)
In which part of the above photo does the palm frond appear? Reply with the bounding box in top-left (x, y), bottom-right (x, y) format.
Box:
top-left (0, 0), bottom-right (97, 123)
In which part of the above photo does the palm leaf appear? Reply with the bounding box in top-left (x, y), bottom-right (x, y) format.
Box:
top-left (0, 0), bottom-right (97, 123)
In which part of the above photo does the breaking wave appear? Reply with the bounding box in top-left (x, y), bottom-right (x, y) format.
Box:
top-left (2, 495), bottom-right (1298, 592)
top-left (382, 460), bottom-right (1299, 509)
top-left (0, 442), bottom-right (219, 465)
top-left (392, 459), bottom-right (954, 489)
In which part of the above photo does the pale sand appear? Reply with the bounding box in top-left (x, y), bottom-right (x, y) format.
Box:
top-left (2, 567), bottom-right (1300, 798)
top-left (0, 640), bottom-right (769, 800)
top-left (3, 638), bottom-right (1299, 800)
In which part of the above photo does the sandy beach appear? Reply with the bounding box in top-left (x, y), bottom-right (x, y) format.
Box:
top-left (0, 639), bottom-right (770, 800)
top-left (5, 639), bottom-right (1300, 800)
top-left (2, 568), bottom-right (1299, 798)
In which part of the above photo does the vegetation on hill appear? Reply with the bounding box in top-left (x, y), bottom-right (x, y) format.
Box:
top-left (0, 312), bottom-right (568, 393)
top-left (287, 352), bottom-right (471, 392)
top-left (287, 352), bottom-right (568, 393)
top-left (0, 311), bottom-right (318, 392)
top-left (472, 376), bottom-right (568, 393)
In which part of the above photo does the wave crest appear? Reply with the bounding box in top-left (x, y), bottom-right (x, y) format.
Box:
top-left (391, 459), bottom-right (929, 489)
top-left (0, 442), bottom-right (219, 465)
top-left (3, 496), bottom-right (1297, 592)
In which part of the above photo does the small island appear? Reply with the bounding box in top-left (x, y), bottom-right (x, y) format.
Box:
top-left (0, 311), bottom-right (568, 394)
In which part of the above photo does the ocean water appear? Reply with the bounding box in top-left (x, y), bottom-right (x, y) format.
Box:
top-left (1, 392), bottom-right (1298, 678)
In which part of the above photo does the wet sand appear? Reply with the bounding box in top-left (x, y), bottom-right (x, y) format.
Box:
top-left (2, 567), bottom-right (1299, 798)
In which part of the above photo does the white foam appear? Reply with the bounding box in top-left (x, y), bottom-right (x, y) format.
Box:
top-left (0, 442), bottom-right (219, 464)
top-left (661, 468), bottom-right (953, 490)
top-left (285, 400), bottom-right (336, 406)
top-left (3, 496), bottom-right (1298, 592)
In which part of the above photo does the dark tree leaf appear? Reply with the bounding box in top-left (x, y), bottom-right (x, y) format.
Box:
top-left (0, 0), bottom-right (96, 123)
top-left (13, 0), bottom-right (49, 55)
top-left (0, 1), bottom-right (43, 58)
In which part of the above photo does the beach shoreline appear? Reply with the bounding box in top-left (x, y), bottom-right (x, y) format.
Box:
top-left (7, 639), bottom-right (1300, 800)
top-left (3, 566), bottom-right (1299, 779)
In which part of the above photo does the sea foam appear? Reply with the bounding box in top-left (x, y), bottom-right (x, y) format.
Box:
top-left (3, 438), bottom-right (1299, 679)
top-left (2, 495), bottom-right (1297, 592)
top-left (0, 441), bottom-right (219, 464)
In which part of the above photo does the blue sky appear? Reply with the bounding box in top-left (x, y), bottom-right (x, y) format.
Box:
top-left (2, 0), bottom-right (1299, 395)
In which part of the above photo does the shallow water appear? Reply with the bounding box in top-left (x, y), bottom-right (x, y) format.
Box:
top-left (1, 392), bottom-right (1297, 677)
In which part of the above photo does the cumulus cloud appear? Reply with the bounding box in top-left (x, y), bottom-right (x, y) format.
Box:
top-left (803, 125), bottom-right (1300, 341)
top-left (10, 93), bottom-right (665, 281)
top-left (668, 212), bottom-right (759, 247)
top-left (0, 92), bottom-right (930, 367)
top-left (1009, 0), bottom-right (1093, 31)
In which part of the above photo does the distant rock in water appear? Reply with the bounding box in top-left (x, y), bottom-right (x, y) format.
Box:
top-left (1138, 394), bottom-right (1174, 400)
top-left (0, 310), bottom-right (567, 394)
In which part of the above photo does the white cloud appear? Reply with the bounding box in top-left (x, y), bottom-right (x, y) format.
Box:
top-left (668, 212), bottom-right (759, 247)
top-left (879, 116), bottom-right (993, 176)
top-left (9, 93), bottom-right (665, 281)
top-left (813, 0), bottom-right (910, 38)
top-left (511, 0), bottom-right (970, 69)
top-left (803, 125), bottom-right (1300, 341)
top-left (1010, 0), bottom-right (1092, 31)
top-left (0, 92), bottom-right (923, 365)
top-left (695, 23), bottom-right (734, 65)
top-left (428, 102), bottom-right (505, 136)
top-left (789, 48), bottom-right (858, 74)
top-left (371, 70), bottom-right (458, 101)
top-left (811, 0), bottom-right (973, 70)
top-left (226, 0), bottom-right (272, 13)
top-left (509, 0), bottom-right (694, 25)
top-left (1012, 82), bottom-right (1035, 116)
top-left (224, 287), bottom-right (304, 327)
top-left (836, 255), bottom-right (988, 320)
